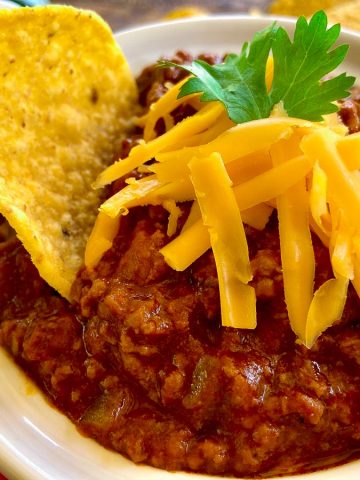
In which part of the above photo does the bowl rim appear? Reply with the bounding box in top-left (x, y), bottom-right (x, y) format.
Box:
top-left (115, 12), bottom-right (360, 39)
top-left (0, 0), bottom-right (19, 9)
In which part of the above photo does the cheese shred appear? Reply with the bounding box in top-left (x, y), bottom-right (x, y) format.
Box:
top-left (189, 153), bottom-right (255, 328)
top-left (87, 76), bottom-right (360, 347)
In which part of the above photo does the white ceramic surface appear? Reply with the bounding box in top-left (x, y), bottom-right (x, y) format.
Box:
top-left (0, 1), bottom-right (18, 10)
top-left (0, 14), bottom-right (360, 480)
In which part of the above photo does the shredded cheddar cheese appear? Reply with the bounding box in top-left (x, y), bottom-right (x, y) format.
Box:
top-left (87, 75), bottom-right (360, 347)
top-left (271, 137), bottom-right (315, 341)
top-left (305, 276), bottom-right (349, 347)
top-left (309, 161), bottom-right (331, 236)
top-left (329, 205), bottom-right (354, 280)
top-left (160, 218), bottom-right (210, 271)
top-left (100, 175), bottom-right (161, 217)
top-left (141, 77), bottom-right (195, 141)
top-left (181, 200), bottom-right (201, 232)
top-left (337, 132), bottom-right (360, 169)
top-left (159, 156), bottom-right (314, 273)
top-left (85, 212), bottom-right (120, 269)
top-left (277, 174), bottom-right (315, 341)
top-left (302, 130), bottom-right (360, 229)
top-left (233, 155), bottom-right (313, 210)
top-left (241, 204), bottom-right (274, 230)
top-left (94, 102), bottom-right (224, 188)
top-left (155, 117), bottom-right (311, 171)
top-left (189, 152), bottom-right (255, 328)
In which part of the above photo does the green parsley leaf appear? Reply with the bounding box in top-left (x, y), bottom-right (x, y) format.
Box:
top-left (269, 11), bottom-right (355, 121)
top-left (159, 11), bottom-right (355, 124)
top-left (159, 23), bottom-right (278, 123)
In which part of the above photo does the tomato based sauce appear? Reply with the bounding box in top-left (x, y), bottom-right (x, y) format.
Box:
top-left (0, 53), bottom-right (359, 477)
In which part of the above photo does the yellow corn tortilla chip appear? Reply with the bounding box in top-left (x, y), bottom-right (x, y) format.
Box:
top-left (268, 0), bottom-right (348, 16)
top-left (163, 7), bottom-right (209, 20)
top-left (327, 1), bottom-right (360, 31)
top-left (0, 6), bottom-right (137, 299)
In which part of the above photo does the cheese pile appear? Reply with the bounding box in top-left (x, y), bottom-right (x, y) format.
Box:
top-left (87, 77), bottom-right (360, 348)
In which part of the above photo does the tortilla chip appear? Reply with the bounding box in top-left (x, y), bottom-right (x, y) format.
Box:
top-left (268, 0), bottom-right (348, 16)
top-left (0, 6), bottom-right (137, 299)
top-left (163, 7), bottom-right (209, 20)
top-left (327, 1), bottom-right (360, 31)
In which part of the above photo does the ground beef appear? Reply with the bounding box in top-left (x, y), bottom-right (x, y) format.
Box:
top-left (338, 87), bottom-right (360, 133)
top-left (0, 55), bottom-right (359, 478)
top-left (0, 207), bottom-right (359, 477)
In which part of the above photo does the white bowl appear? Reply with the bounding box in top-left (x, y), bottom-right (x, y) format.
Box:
top-left (0, 14), bottom-right (360, 480)
top-left (0, 1), bottom-right (18, 10)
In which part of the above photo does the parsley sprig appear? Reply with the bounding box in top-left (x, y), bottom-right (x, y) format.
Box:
top-left (159, 11), bottom-right (355, 123)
